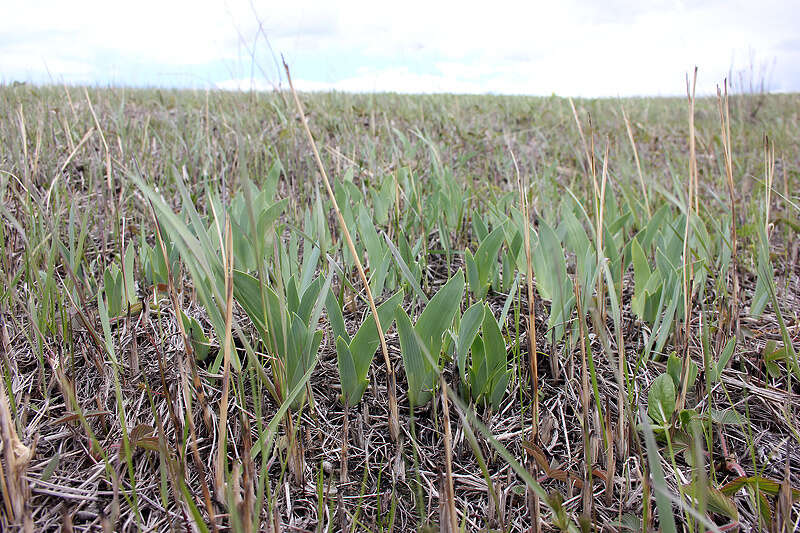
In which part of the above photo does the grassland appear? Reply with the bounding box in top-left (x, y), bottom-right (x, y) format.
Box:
top-left (0, 83), bottom-right (798, 532)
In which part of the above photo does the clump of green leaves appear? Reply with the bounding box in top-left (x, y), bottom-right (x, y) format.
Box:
top-left (326, 290), bottom-right (403, 406)
top-left (531, 218), bottom-right (574, 344)
top-left (180, 310), bottom-right (211, 361)
top-left (648, 352), bottom-right (699, 427)
top-left (102, 244), bottom-right (139, 317)
top-left (465, 221), bottom-right (505, 301)
top-left (139, 234), bottom-right (179, 289)
top-left (234, 271), bottom-right (329, 409)
top-left (395, 270), bottom-right (465, 407)
top-left (456, 302), bottom-right (510, 409)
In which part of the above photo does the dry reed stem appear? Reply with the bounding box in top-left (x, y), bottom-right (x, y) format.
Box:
top-left (511, 148), bottom-right (541, 533)
top-left (511, 149), bottom-right (538, 439)
top-left (439, 376), bottom-right (458, 533)
top-left (282, 59), bottom-right (400, 442)
top-left (16, 106), bottom-right (28, 185)
top-left (716, 80), bottom-right (740, 334)
top-left (678, 67), bottom-right (698, 413)
top-left (215, 216), bottom-right (234, 497)
top-left (597, 141), bottom-right (609, 313)
top-left (84, 89), bottom-right (112, 192)
top-left (84, 89), bottom-right (114, 271)
top-left (573, 279), bottom-right (592, 521)
top-left (569, 98), bottom-right (591, 178)
top-left (152, 203), bottom-right (219, 531)
top-left (0, 366), bottom-right (32, 532)
top-left (621, 105), bottom-right (651, 217)
top-left (764, 135), bottom-right (775, 238)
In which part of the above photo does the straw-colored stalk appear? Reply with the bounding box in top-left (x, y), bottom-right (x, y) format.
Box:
top-left (621, 105), bottom-right (651, 217)
top-left (678, 68), bottom-right (698, 413)
top-left (764, 135), bottom-right (775, 238)
top-left (439, 375), bottom-right (458, 533)
top-left (573, 279), bottom-right (593, 520)
top-left (282, 60), bottom-right (400, 442)
top-left (510, 149), bottom-right (540, 533)
top-left (716, 80), bottom-right (740, 333)
top-left (597, 141), bottom-right (609, 323)
top-left (511, 150), bottom-right (538, 440)
top-left (215, 217), bottom-right (234, 497)
top-left (0, 364), bottom-right (33, 532)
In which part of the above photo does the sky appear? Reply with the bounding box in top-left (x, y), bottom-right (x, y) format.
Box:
top-left (2, 0), bottom-right (798, 97)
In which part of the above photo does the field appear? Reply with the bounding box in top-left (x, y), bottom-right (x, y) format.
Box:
top-left (0, 82), bottom-right (798, 532)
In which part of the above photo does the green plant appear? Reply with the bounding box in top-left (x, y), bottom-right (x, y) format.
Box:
top-left (326, 290), bottom-right (404, 406)
top-left (647, 353), bottom-right (698, 429)
top-left (234, 270), bottom-right (329, 408)
top-left (225, 180), bottom-right (287, 273)
top-left (465, 223), bottom-right (505, 301)
top-left (395, 270), bottom-right (465, 406)
top-left (180, 310), bottom-right (211, 361)
top-left (531, 217), bottom-right (574, 344)
top-left (139, 233), bottom-right (179, 290)
top-left (456, 302), bottom-right (510, 408)
top-left (356, 203), bottom-right (395, 297)
top-left (102, 243), bottom-right (139, 317)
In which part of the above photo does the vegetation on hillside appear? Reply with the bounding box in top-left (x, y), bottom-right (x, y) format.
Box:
top-left (0, 82), bottom-right (798, 531)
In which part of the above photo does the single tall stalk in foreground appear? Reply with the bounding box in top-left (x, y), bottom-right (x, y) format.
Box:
top-left (621, 105), bottom-right (651, 218)
top-left (511, 148), bottom-right (540, 533)
top-left (215, 217), bottom-right (234, 497)
top-left (282, 60), bottom-right (400, 442)
top-left (716, 80), bottom-right (740, 334)
top-left (678, 68), bottom-right (697, 413)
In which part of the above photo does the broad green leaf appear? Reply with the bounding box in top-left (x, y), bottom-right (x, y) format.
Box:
top-left (472, 226), bottom-right (505, 298)
top-left (395, 306), bottom-right (434, 407)
top-left (297, 275), bottom-right (324, 324)
top-left (181, 310), bottom-right (211, 361)
top-left (711, 338), bottom-right (736, 382)
top-left (349, 291), bottom-right (404, 377)
top-left (532, 218), bottom-right (567, 303)
top-left (336, 337), bottom-right (359, 405)
top-left (457, 302), bottom-right (484, 383)
top-left (648, 374), bottom-right (676, 425)
top-left (256, 198), bottom-right (288, 246)
top-left (469, 336), bottom-right (488, 401)
top-left (358, 204), bottom-right (385, 271)
top-left (325, 290), bottom-right (350, 345)
top-left (232, 270), bottom-right (269, 339)
top-left (472, 212), bottom-right (488, 242)
top-left (299, 245), bottom-right (321, 294)
top-left (481, 307), bottom-right (508, 408)
top-left (416, 269), bottom-right (465, 359)
top-left (369, 249), bottom-right (392, 296)
top-left (385, 232), bottom-right (428, 304)
top-left (465, 249), bottom-right (479, 299)
top-left (123, 243), bottom-right (137, 307)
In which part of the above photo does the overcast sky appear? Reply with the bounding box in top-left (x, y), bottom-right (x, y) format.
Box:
top-left (3, 0), bottom-right (798, 97)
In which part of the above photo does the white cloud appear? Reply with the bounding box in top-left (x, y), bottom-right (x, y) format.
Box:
top-left (3, 0), bottom-right (798, 95)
